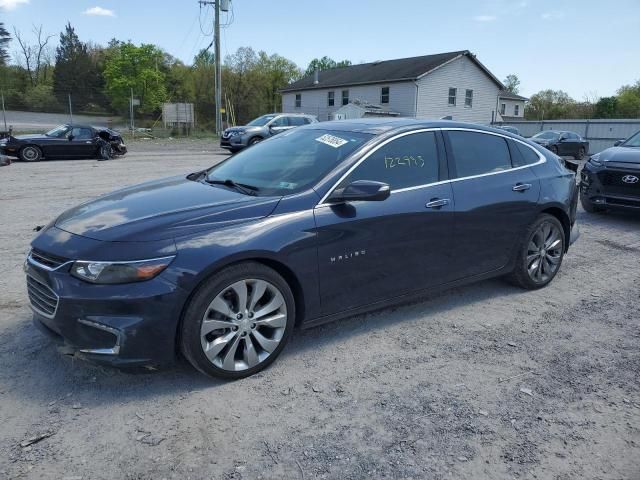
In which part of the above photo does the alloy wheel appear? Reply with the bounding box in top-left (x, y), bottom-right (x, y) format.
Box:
top-left (200, 278), bottom-right (287, 372)
top-left (526, 221), bottom-right (563, 283)
top-left (22, 146), bottom-right (40, 161)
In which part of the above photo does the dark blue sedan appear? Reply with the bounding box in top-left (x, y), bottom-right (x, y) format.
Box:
top-left (25, 119), bottom-right (579, 379)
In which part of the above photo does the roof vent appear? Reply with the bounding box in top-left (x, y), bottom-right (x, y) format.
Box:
top-left (313, 69), bottom-right (319, 85)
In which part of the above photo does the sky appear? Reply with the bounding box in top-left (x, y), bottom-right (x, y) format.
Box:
top-left (1, 0), bottom-right (639, 99)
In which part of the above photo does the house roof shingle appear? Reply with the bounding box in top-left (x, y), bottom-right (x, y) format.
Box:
top-left (282, 50), bottom-right (503, 92)
top-left (498, 90), bottom-right (528, 101)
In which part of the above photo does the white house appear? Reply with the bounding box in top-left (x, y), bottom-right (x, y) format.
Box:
top-left (496, 90), bottom-right (528, 122)
top-left (281, 50), bottom-right (527, 124)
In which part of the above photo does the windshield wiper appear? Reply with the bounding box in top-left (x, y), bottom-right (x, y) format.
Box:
top-left (205, 178), bottom-right (259, 196)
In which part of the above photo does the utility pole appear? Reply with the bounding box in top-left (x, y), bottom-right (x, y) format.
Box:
top-left (198, 0), bottom-right (225, 135)
top-left (1, 91), bottom-right (7, 132)
top-left (214, 0), bottom-right (222, 135)
top-left (68, 93), bottom-right (73, 125)
top-left (130, 88), bottom-right (134, 132)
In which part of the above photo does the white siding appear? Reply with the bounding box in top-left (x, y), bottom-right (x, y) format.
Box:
top-left (415, 56), bottom-right (501, 124)
top-left (282, 81), bottom-right (417, 121)
top-left (497, 98), bottom-right (525, 121)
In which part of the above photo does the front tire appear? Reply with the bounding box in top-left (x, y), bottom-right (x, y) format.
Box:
top-left (20, 145), bottom-right (43, 162)
top-left (507, 214), bottom-right (565, 290)
top-left (180, 262), bottom-right (295, 380)
top-left (248, 137), bottom-right (262, 146)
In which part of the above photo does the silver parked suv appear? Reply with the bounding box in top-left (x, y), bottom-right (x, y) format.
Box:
top-left (220, 113), bottom-right (318, 152)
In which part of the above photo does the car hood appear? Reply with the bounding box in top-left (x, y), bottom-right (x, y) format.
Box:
top-left (55, 175), bottom-right (281, 242)
top-left (225, 126), bottom-right (261, 133)
top-left (13, 134), bottom-right (49, 141)
top-left (598, 146), bottom-right (640, 164)
top-left (530, 137), bottom-right (553, 144)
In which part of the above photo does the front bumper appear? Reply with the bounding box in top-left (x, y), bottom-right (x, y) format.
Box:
top-left (0, 145), bottom-right (19, 157)
top-left (220, 133), bottom-right (248, 150)
top-left (581, 163), bottom-right (640, 210)
top-left (25, 255), bottom-right (189, 368)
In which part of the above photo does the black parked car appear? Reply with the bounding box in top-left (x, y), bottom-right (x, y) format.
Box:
top-left (25, 119), bottom-right (579, 379)
top-left (530, 130), bottom-right (589, 159)
top-left (0, 124), bottom-right (127, 161)
top-left (580, 130), bottom-right (640, 212)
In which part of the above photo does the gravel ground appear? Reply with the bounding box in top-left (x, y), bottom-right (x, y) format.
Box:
top-left (0, 141), bottom-right (639, 480)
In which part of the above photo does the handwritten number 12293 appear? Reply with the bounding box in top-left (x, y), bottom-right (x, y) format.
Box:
top-left (385, 155), bottom-right (425, 169)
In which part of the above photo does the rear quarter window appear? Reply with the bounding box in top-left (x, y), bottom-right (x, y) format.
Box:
top-left (510, 140), bottom-right (541, 167)
top-left (447, 131), bottom-right (511, 178)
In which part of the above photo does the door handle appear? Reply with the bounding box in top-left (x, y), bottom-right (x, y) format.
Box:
top-left (425, 198), bottom-right (450, 208)
top-left (512, 183), bottom-right (532, 192)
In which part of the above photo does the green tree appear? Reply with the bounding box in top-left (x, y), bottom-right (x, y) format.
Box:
top-left (256, 51), bottom-right (301, 113)
top-left (503, 74), bottom-right (520, 94)
top-left (594, 96), bottom-right (618, 118)
top-left (103, 42), bottom-right (168, 115)
top-left (53, 23), bottom-right (107, 111)
top-left (525, 89), bottom-right (575, 120)
top-left (616, 80), bottom-right (640, 118)
top-left (304, 56), bottom-right (351, 76)
top-left (0, 23), bottom-right (10, 66)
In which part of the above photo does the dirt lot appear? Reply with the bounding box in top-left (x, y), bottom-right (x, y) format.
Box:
top-left (0, 140), bottom-right (638, 480)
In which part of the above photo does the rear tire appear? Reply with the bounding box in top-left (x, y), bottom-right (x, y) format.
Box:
top-left (580, 191), bottom-right (605, 213)
top-left (507, 214), bottom-right (565, 290)
top-left (19, 145), bottom-right (43, 162)
top-left (180, 262), bottom-right (295, 380)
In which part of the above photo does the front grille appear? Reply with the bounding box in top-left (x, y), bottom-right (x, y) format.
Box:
top-left (30, 248), bottom-right (69, 270)
top-left (27, 275), bottom-right (59, 318)
top-left (598, 170), bottom-right (640, 197)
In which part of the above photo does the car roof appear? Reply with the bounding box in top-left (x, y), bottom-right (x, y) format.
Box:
top-left (303, 118), bottom-right (527, 137)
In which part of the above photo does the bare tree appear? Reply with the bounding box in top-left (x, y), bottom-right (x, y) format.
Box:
top-left (13, 25), bottom-right (54, 86)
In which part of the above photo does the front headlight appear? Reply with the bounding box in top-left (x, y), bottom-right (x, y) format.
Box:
top-left (70, 256), bottom-right (175, 284)
top-left (588, 155), bottom-right (603, 167)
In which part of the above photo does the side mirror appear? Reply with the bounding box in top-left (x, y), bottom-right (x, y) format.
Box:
top-left (614, 139), bottom-right (624, 147)
top-left (328, 180), bottom-right (390, 203)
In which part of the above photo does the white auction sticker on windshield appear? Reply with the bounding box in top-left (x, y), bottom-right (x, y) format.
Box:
top-left (315, 134), bottom-right (349, 148)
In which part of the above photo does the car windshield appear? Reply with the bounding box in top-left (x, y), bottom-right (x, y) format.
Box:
top-left (247, 115), bottom-right (277, 127)
top-left (205, 128), bottom-right (373, 196)
top-left (45, 125), bottom-right (71, 138)
top-left (533, 131), bottom-right (560, 140)
top-left (622, 131), bottom-right (640, 147)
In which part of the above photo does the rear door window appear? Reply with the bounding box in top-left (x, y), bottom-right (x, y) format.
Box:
top-left (339, 131), bottom-right (440, 190)
top-left (288, 116), bottom-right (307, 126)
top-left (447, 131), bottom-right (512, 178)
top-left (270, 117), bottom-right (289, 127)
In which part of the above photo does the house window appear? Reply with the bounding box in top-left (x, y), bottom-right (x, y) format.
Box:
top-left (500, 103), bottom-right (506, 115)
top-left (465, 89), bottom-right (473, 108)
top-left (295, 94), bottom-right (301, 108)
top-left (514, 104), bottom-right (520, 116)
top-left (381, 86), bottom-right (390, 104)
top-left (342, 89), bottom-right (349, 105)
top-left (327, 91), bottom-right (334, 107)
top-left (448, 88), bottom-right (457, 106)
